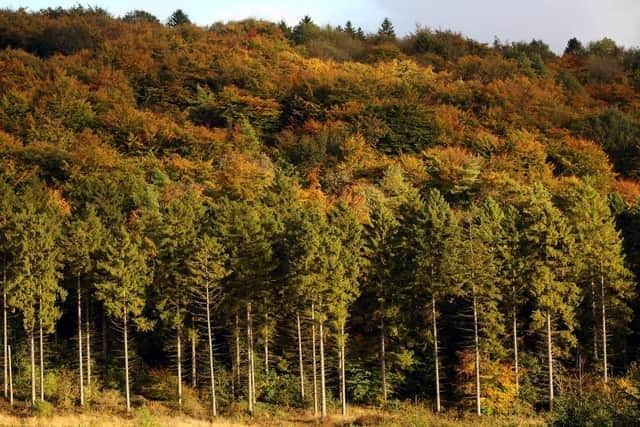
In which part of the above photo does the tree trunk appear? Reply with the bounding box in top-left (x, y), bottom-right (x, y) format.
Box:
top-left (264, 312), bottom-right (269, 376)
top-left (601, 263), bottom-right (608, 384)
top-left (235, 314), bottom-right (241, 400)
top-left (7, 344), bottom-right (12, 406)
top-left (380, 316), bottom-right (387, 403)
top-left (77, 275), bottom-right (84, 406)
top-left (547, 312), bottom-right (554, 411)
top-left (102, 308), bottom-right (107, 362)
top-left (591, 280), bottom-right (598, 361)
top-left (124, 310), bottom-right (130, 413)
top-left (340, 321), bottom-right (347, 416)
top-left (432, 297), bottom-right (441, 413)
top-left (246, 303), bottom-right (253, 415)
top-left (3, 262), bottom-right (7, 400)
top-left (86, 299), bottom-right (91, 387)
top-left (39, 293), bottom-right (44, 402)
top-left (311, 304), bottom-right (318, 417)
top-left (205, 285), bottom-right (217, 417)
top-left (191, 329), bottom-right (197, 389)
top-left (249, 309), bottom-right (256, 405)
top-left (319, 316), bottom-right (327, 419)
top-left (513, 285), bottom-right (519, 397)
top-left (472, 290), bottom-right (481, 416)
top-left (297, 312), bottom-right (305, 401)
top-left (177, 321), bottom-right (183, 409)
top-left (30, 331), bottom-right (35, 405)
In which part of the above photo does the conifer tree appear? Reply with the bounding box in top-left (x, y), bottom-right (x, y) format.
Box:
top-left (521, 185), bottom-right (579, 410)
top-left (65, 206), bottom-right (103, 406)
top-left (186, 234), bottom-right (228, 417)
top-left (363, 193), bottom-right (398, 402)
top-left (96, 227), bottom-right (153, 412)
top-left (0, 179), bottom-right (17, 400)
top-left (10, 180), bottom-right (65, 404)
top-left (401, 189), bottom-right (459, 412)
top-left (563, 181), bottom-right (634, 382)
top-left (152, 190), bottom-right (204, 408)
top-left (377, 18), bottom-right (396, 40)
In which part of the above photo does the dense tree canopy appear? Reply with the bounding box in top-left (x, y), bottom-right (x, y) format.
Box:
top-left (0, 7), bottom-right (640, 422)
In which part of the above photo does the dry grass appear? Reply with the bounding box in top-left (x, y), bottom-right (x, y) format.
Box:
top-left (0, 403), bottom-right (545, 427)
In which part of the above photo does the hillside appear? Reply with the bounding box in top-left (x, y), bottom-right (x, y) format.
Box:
top-left (1, 6), bottom-right (640, 424)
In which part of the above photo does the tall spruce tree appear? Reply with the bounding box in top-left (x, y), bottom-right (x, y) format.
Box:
top-left (186, 234), bottom-right (229, 417)
top-left (521, 185), bottom-right (579, 410)
top-left (10, 180), bottom-right (65, 404)
top-left (152, 189), bottom-right (204, 408)
top-left (65, 206), bottom-right (103, 406)
top-left (96, 227), bottom-right (153, 412)
top-left (563, 181), bottom-right (634, 382)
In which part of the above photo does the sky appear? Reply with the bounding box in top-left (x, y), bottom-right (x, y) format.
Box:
top-left (2, 0), bottom-right (640, 53)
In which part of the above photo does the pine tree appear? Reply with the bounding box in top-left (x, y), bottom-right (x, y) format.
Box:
top-left (65, 206), bottom-right (103, 406)
top-left (401, 189), bottom-right (459, 412)
top-left (152, 190), bottom-right (204, 408)
top-left (186, 235), bottom-right (229, 417)
top-left (96, 227), bottom-right (153, 412)
top-left (167, 9), bottom-right (190, 27)
top-left (377, 18), bottom-right (396, 40)
top-left (363, 193), bottom-right (398, 402)
top-left (521, 185), bottom-right (579, 410)
top-left (563, 181), bottom-right (634, 382)
top-left (10, 180), bottom-right (65, 404)
top-left (0, 179), bottom-right (17, 401)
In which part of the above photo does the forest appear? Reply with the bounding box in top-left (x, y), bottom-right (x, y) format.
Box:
top-left (1, 6), bottom-right (640, 425)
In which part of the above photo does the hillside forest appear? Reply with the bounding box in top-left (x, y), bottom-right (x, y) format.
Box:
top-left (1, 6), bottom-right (640, 424)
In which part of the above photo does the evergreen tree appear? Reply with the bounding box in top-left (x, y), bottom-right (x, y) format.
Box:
top-left (186, 235), bottom-right (229, 418)
top-left (521, 185), bottom-right (579, 410)
top-left (0, 179), bottom-right (17, 400)
top-left (10, 180), bottom-right (65, 404)
top-left (65, 206), bottom-right (103, 406)
top-left (563, 181), bottom-right (634, 382)
top-left (152, 189), bottom-right (204, 408)
top-left (167, 9), bottom-right (191, 27)
top-left (96, 227), bottom-right (153, 412)
top-left (363, 193), bottom-right (398, 402)
top-left (377, 18), bottom-right (396, 40)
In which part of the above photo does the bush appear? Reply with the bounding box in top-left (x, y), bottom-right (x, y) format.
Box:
top-left (136, 405), bottom-right (158, 427)
top-left (33, 399), bottom-right (54, 418)
top-left (44, 368), bottom-right (77, 409)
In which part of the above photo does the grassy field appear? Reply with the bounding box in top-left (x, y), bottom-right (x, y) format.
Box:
top-left (0, 403), bottom-right (546, 426)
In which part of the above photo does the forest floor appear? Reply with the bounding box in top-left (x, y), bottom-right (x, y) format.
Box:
top-left (0, 403), bottom-right (546, 426)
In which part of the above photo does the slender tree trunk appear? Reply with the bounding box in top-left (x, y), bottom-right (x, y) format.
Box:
top-left (319, 316), bottom-right (327, 419)
top-left (311, 304), bottom-right (318, 417)
top-left (432, 297), bottom-right (441, 413)
top-left (177, 320), bottom-right (183, 409)
top-left (205, 285), bottom-right (217, 417)
top-left (601, 263), bottom-right (608, 384)
top-left (247, 303), bottom-right (253, 415)
top-left (3, 262), bottom-right (7, 400)
top-left (77, 275), bottom-right (84, 406)
top-left (249, 309), bottom-right (256, 405)
top-left (86, 299), bottom-right (91, 387)
top-left (191, 329), bottom-right (197, 389)
top-left (473, 289), bottom-right (481, 416)
top-left (264, 312), bottom-right (269, 376)
top-left (340, 321), bottom-right (347, 416)
top-left (102, 308), bottom-right (107, 363)
top-left (591, 280), bottom-right (598, 361)
top-left (235, 314), bottom-right (241, 400)
top-left (39, 293), bottom-right (44, 402)
top-left (297, 312), bottom-right (305, 401)
top-left (7, 344), bottom-right (12, 406)
top-left (513, 286), bottom-right (519, 397)
top-left (547, 312), bottom-right (554, 411)
top-left (380, 316), bottom-right (387, 403)
top-left (124, 310), bottom-right (130, 413)
top-left (30, 331), bottom-right (35, 405)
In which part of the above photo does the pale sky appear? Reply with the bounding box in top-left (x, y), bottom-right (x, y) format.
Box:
top-left (2, 0), bottom-right (640, 52)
